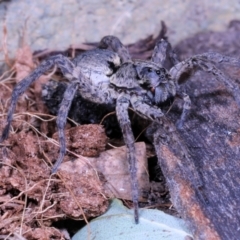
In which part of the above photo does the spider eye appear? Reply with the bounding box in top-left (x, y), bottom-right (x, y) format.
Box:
top-left (156, 70), bottom-right (160, 75)
top-left (148, 68), bottom-right (152, 72)
top-left (161, 68), bottom-right (166, 74)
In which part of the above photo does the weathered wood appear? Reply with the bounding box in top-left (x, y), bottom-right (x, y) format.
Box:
top-left (153, 26), bottom-right (240, 239)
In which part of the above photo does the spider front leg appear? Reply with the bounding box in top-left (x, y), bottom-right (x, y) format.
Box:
top-left (0, 55), bottom-right (75, 143)
top-left (116, 95), bottom-right (139, 223)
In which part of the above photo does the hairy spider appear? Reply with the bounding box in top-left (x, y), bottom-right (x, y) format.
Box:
top-left (1, 35), bottom-right (240, 224)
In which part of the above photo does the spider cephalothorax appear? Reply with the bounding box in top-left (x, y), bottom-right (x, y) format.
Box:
top-left (134, 61), bottom-right (176, 104)
top-left (1, 35), bottom-right (240, 224)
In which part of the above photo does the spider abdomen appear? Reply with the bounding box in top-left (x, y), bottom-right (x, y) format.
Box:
top-left (73, 49), bottom-right (121, 85)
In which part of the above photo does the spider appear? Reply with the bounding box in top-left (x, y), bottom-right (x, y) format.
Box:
top-left (1, 35), bottom-right (240, 224)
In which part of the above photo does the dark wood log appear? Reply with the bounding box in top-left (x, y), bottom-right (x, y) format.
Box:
top-left (153, 21), bottom-right (240, 240)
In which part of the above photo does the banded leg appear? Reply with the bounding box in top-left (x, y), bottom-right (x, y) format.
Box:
top-left (0, 55), bottom-right (75, 143)
top-left (99, 35), bottom-right (131, 63)
top-left (170, 55), bottom-right (240, 106)
top-left (116, 95), bottom-right (139, 223)
top-left (52, 81), bottom-right (79, 173)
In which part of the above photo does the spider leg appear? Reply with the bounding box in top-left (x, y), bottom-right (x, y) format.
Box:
top-left (170, 55), bottom-right (240, 106)
top-left (175, 92), bottom-right (191, 129)
top-left (116, 95), bottom-right (139, 223)
top-left (151, 39), bottom-right (179, 69)
top-left (213, 68), bottom-right (240, 106)
top-left (0, 55), bottom-right (75, 143)
top-left (199, 52), bottom-right (240, 66)
top-left (99, 35), bottom-right (131, 63)
top-left (52, 74), bottom-right (118, 173)
top-left (52, 81), bottom-right (79, 173)
top-left (130, 94), bottom-right (164, 121)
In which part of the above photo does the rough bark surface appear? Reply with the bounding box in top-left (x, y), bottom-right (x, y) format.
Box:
top-left (153, 20), bottom-right (240, 240)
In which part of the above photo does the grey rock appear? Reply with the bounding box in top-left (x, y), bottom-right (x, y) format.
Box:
top-left (0, 0), bottom-right (240, 62)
